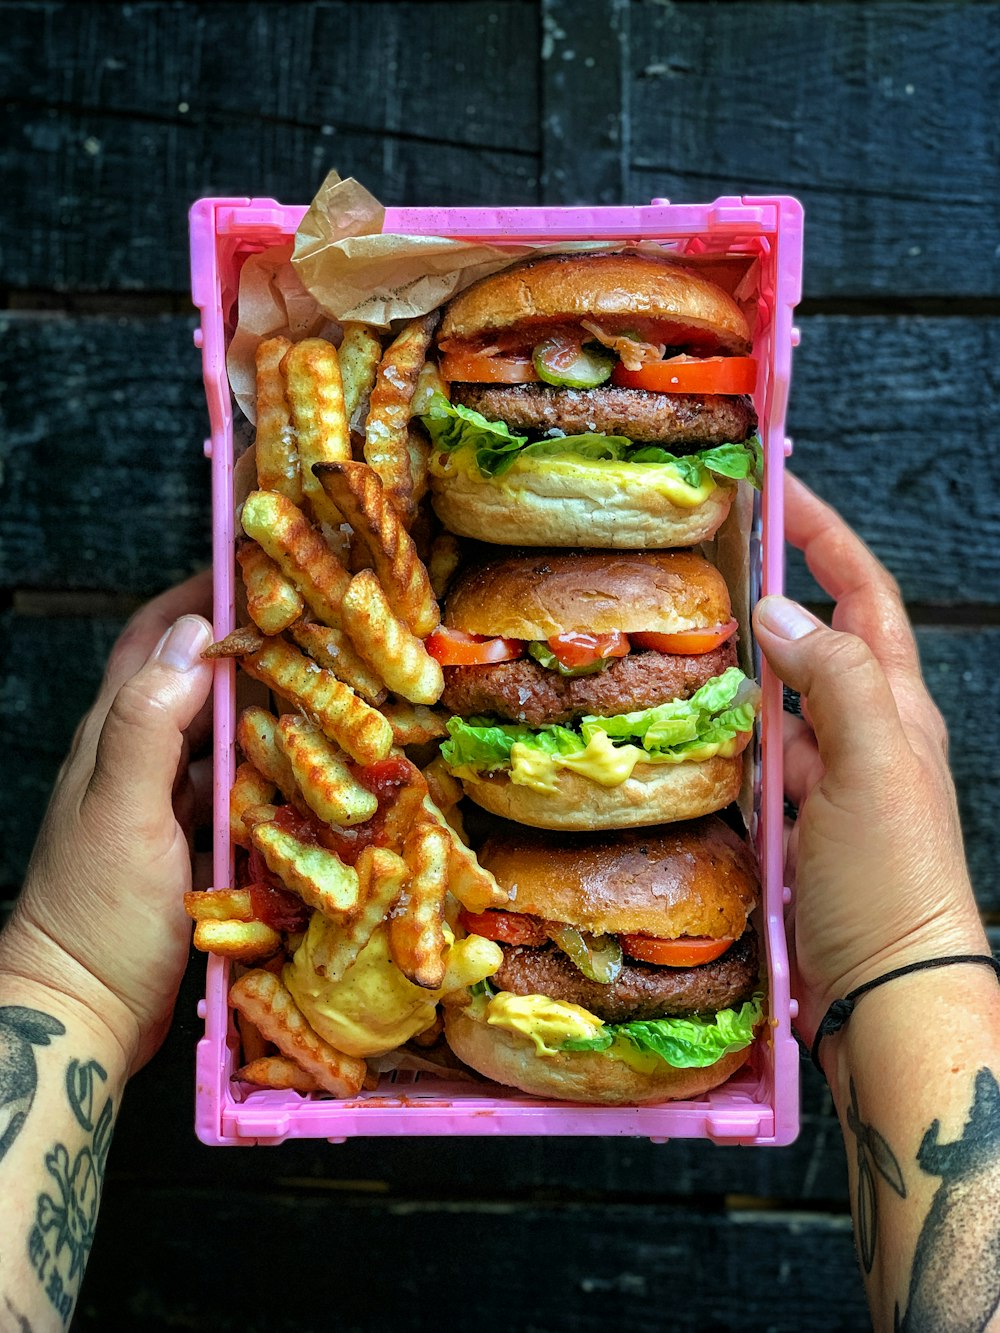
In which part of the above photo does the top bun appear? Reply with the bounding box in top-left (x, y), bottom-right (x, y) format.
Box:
top-left (479, 817), bottom-right (759, 940)
top-left (440, 252), bottom-right (751, 355)
top-left (444, 548), bottom-right (732, 640)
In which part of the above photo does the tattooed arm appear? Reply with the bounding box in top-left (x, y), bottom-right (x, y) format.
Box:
top-left (0, 575), bottom-right (213, 1330)
top-left (754, 476), bottom-right (1000, 1333)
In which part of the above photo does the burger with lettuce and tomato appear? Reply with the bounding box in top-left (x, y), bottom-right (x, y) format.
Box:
top-left (444, 817), bottom-right (765, 1104)
top-left (421, 250), bottom-right (761, 549)
top-left (426, 548), bottom-right (759, 831)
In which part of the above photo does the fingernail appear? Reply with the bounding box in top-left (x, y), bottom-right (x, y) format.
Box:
top-left (756, 596), bottom-right (824, 641)
top-left (152, 616), bottom-right (212, 671)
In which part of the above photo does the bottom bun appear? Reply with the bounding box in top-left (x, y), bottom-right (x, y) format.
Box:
top-left (444, 1006), bottom-right (754, 1105)
top-left (459, 754), bottom-right (744, 830)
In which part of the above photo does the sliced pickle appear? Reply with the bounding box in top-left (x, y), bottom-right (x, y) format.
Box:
top-left (532, 338), bottom-right (616, 389)
top-left (550, 924), bottom-right (623, 984)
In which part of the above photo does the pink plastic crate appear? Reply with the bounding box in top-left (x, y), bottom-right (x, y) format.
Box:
top-left (189, 195), bottom-right (804, 1145)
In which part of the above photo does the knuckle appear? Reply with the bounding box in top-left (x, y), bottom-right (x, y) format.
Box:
top-left (820, 631), bottom-right (875, 679)
top-left (106, 676), bottom-right (170, 733)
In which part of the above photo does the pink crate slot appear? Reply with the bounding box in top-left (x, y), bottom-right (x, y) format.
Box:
top-left (189, 194), bottom-right (804, 1146)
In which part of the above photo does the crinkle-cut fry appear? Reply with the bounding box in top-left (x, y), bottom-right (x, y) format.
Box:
top-left (237, 1011), bottom-right (271, 1065)
top-left (283, 338), bottom-right (350, 530)
top-left (236, 540), bottom-right (304, 636)
top-left (341, 571), bottom-right (444, 706)
top-left (229, 762), bottom-right (278, 847)
top-left (441, 803), bottom-right (468, 846)
top-left (236, 1056), bottom-right (322, 1093)
top-left (202, 626), bottom-right (265, 659)
top-left (422, 755), bottom-right (463, 812)
top-left (289, 621), bottom-right (387, 707)
top-left (427, 533), bottom-right (462, 600)
top-left (364, 311), bottom-right (439, 522)
top-left (230, 969), bottom-right (366, 1098)
top-left (311, 847), bottom-right (407, 983)
top-left (377, 761), bottom-right (429, 855)
top-left (193, 919), bottom-right (282, 962)
top-left (382, 699), bottom-right (449, 748)
top-left (422, 795), bottom-right (508, 911)
top-left (390, 820), bottom-right (450, 990)
top-left (255, 336), bottom-right (302, 504)
top-left (236, 707), bottom-right (299, 803)
top-left (313, 461), bottom-right (439, 637)
top-left (242, 637), bottom-right (393, 766)
top-left (251, 820), bottom-right (360, 920)
top-left (241, 489), bottom-right (350, 628)
top-left (275, 714), bottom-right (377, 828)
top-left (184, 888), bottom-right (253, 922)
top-left (338, 323), bottom-right (382, 423)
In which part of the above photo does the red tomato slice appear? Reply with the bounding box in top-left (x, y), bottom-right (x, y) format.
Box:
top-left (630, 620), bottom-right (738, 656)
top-left (459, 909), bottom-right (550, 947)
top-left (425, 625), bottom-right (525, 666)
top-left (612, 356), bottom-right (757, 395)
top-left (619, 934), bottom-right (735, 967)
top-left (439, 349), bottom-right (539, 384)
top-left (547, 631), bottom-right (630, 670)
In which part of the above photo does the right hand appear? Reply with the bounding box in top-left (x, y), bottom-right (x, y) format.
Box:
top-left (752, 474), bottom-right (987, 1046)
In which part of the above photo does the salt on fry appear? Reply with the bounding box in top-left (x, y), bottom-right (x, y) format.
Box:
top-left (275, 714), bottom-right (377, 828)
top-left (183, 888), bottom-right (253, 922)
top-left (341, 571), bottom-right (444, 706)
top-left (313, 461), bottom-right (439, 637)
top-left (255, 336), bottom-right (302, 503)
top-left (193, 919), bottom-right (282, 963)
top-left (389, 820), bottom-right (450, 989)
top-left (338, 323), bottom-right (382, 423)
top-left (383, 700), bottom-right (449, 748)
top-left (427, 533), bottom-right (462, 600)
top-left (374, 761), bottom-right (429, 855)
top-left (236, 1056), bottom-right (322, 1094)
top-left (228, 762), bottom-right (278, 846)
top-left (230, 969), bottom-right (367, 1098)
top-left (250, 820), bottom-right (360, 920)
top-left (236, 540), bottom-right (304, 635)
top-left (289, 621), bottom-right (387, 707)
top-left (241, 637), bottom-right (393, 766)
top-left (364, 311), bottom-right (439, 522)
top-left (311, 847), bottom-right (407, 983)
top-left (236, 707), bottom-right (299, 803)
top-left (241, 489), bottom-right (350, 627)
top-left (283, 337), bottom-right (350, 530)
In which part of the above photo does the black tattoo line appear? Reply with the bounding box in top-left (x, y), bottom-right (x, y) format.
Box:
top-left (895, 1067), bottom-right (1000, 1333)
top-left (0, 1007), bottom-right (66, 1164)
top-left (3, 1293), bottom-right (36, 1332)
top-left (26, 1059), bottom-right (115, 1327)
top-left (846, 1076), bottom-right (907, 1274)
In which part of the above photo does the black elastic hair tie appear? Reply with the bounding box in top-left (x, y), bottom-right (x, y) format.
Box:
top-left (811, 954), bottom-right (1000, 1075)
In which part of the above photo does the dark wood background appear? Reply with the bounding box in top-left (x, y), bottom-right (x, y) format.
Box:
top-left (2, 3), bottom-right (998, 1329)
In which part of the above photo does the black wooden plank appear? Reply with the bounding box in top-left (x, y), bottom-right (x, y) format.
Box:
top-left (627, 2), bottom-right (1000, 299)
top-left (541, 0), bottom-right (630, 203)
top-left (2, 1), bottom-right (541, 292)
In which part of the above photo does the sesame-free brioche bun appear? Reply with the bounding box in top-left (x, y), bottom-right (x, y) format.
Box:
top-left (444, 1004), bottom-right (755, 1104)
top-left (458, 749), bottom-right (747, 831)
top-left (478, 818), bottom-right (759, 940)
top-left (445, 549), bottom-right (733, 641)
top-left (440, 251), bottom-right (751, 356)
top-left (428, 451), bottom-right (736, 549)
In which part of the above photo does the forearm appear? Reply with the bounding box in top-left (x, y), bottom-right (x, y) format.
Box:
top-left (0, 973), bottom-right (126, 1332)
top-left (822, 953), bottom-right (1000, 1333)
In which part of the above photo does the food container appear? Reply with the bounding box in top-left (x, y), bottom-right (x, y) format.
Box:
top-left (189, 195), bottom-right (804, 1145)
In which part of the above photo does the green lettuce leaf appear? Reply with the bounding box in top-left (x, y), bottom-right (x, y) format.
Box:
top-left (420, 393), bottom-right (528, 477)
top-left (629, 438), bottom-right (762, 489)
top-left (520, 433), bottom-right (632, 462)
top-left (441, 716), bottom-right (583, 773)
top-left (562, 993), bottom-right (765, 1069)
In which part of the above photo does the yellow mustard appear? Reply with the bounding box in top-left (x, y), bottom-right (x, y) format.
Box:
top-left (485, 991), bottom-right (606, 1056)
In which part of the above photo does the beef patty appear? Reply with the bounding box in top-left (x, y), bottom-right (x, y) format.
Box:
top-left (441, 639), bottom-right (738, 727)
top-left (452, 383), bottom-right (757, 447)
top-left (493, 928), bottom-right (759, 1024)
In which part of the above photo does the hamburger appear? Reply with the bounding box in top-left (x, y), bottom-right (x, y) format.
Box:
top-left (420, 250), bottom-right (761, 549)
top-left (444, 818), bottom-right (765, 1104)
top-left (426, 548), bottom-right (759, 830)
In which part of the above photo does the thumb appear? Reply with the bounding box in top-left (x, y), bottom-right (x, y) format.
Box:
top-left (83, 615), bottom-right (215, 820)
top-left (753, 595), bottom-right (909, 785)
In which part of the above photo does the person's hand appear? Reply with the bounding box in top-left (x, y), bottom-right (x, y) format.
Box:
top-left (752, 475), bottom-right (987, 1045)
top-left (0, 573), bottom-right (215, 1072)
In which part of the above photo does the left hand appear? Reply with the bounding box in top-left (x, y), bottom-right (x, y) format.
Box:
top-left (0, 573), bottom-right (215, 1071)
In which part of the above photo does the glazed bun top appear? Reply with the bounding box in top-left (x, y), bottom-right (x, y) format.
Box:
top-left (479, 817), bottom-right (759, 940)
top-left (439, 252), bottom-right (751, 355)
top-left (444, 549), bottom-right (733, 640)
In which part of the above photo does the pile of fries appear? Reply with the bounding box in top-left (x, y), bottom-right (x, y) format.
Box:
top-left (188, 321), bottom-right (505, 1099)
